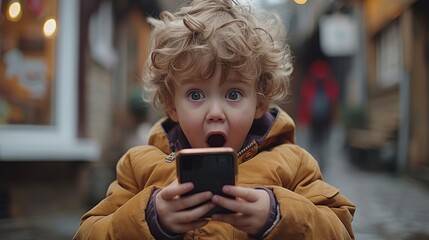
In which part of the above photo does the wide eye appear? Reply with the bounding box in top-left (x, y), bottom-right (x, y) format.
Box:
top-left (187, 90), bottom-right (205, 101)
top-left (225, 89), bottom-right (243, 101)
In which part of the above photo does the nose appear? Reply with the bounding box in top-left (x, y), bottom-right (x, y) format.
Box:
top-left (206, 99), bottom-right (225, 123)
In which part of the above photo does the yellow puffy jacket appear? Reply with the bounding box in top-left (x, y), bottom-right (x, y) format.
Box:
top-left (74, 107), bottom-right (355, 239)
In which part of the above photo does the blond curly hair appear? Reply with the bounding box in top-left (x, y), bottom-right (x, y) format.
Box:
top-left (142, 0), bottom-right (293, 112)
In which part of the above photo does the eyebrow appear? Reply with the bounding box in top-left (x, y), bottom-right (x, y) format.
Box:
top-left (179, 76), bottom-right (252, 87)
top-left (226, 78), bottom-right (252, 87)
top-left (180, 78), bottom-right (200, 84)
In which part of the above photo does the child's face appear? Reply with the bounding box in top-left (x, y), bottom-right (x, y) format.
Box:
top-left (168, 66), bottom-right (266, 152)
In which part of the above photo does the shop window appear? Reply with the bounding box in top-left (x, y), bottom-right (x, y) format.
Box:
top-left (0, 0), bottom-right (99, 161)
top-left (377, 21), bottom-right (403, 88)
top-left (0, 0), bottom-right (58, 125)
top-left (0, 0), bottom-right (57, 126)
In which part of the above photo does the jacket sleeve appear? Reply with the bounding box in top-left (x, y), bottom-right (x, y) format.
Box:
top-left (265, 149), bottom-right (355, 240)
top-left (73, 147), bottom-right (168, 240)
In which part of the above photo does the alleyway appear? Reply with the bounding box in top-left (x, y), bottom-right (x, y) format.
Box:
top-left (1, 127), bottom-right (429, 240)
top-left (298, 125), bottom-right (429, 240)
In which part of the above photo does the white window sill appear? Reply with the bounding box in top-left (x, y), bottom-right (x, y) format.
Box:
top-left (0, 1), bottom-right (100, 162)
top-left (0, 139), bottom-right (100, 161)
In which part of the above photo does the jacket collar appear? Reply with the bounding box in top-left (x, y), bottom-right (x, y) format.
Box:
top-left (148, 106), bottom-right (296, 159)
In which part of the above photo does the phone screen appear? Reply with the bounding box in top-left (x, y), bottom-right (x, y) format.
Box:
top-left (176, 147), bottom-right (237, 217)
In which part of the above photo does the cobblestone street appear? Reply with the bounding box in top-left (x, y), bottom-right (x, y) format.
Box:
top-left (325, 148), bottom-right (429, 240)
top-left (299, 125), bottom-right (429, 240)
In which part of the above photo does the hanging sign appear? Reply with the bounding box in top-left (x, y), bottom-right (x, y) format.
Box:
top-left (319, 13), bottom-right (358, 57)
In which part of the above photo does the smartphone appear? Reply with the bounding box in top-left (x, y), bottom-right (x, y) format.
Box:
top-left (176, 147), bottom-right (237, 218)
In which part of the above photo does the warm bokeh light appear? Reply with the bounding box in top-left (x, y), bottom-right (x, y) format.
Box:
top-left (43, 18), bottom-right (57, 38)
top-left (7, 1), bottom-right (22, 21)
top-left (294, 0), bottom-right (307, 4)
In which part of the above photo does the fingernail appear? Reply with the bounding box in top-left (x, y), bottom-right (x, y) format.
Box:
top-left (184, 182), bottom-right (193, 189)
top-left (223, 186), bottom-right (230, 192)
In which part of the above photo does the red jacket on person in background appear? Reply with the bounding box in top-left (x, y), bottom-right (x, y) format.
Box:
top-left (298, 60), bottom-right (339, 126)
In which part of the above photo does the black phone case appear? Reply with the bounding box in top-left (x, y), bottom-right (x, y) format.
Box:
top-left (176, 148), bottom-right (236, 218)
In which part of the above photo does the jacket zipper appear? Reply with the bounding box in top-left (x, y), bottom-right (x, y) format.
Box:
top-left (164, 152), bottom-right (176, 163)
top-left (164, 140), bottom-right (258, 163)
top-left (237, 140), bottom-right (257, 158)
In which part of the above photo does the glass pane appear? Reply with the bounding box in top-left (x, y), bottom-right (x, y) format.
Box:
top-left (0, 0), bottom-right (58, 126)
top-left (376, 21), bottom-right (402, 88)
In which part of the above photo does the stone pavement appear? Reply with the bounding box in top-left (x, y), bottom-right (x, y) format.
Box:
top-left (0, 210), bottom-right (81, 240)
top-left (297, 125), bottom-right (429, 240)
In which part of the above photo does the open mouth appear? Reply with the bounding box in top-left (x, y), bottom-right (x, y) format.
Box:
top-left (206, 133), bottom-right (226, 147)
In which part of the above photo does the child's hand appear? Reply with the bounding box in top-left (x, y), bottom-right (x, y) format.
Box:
top-left (211, 186), bottom-right (270, 235)
top-left (156, 180), bottom-right (215, 234)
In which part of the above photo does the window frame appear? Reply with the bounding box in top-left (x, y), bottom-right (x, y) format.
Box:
top-left (0, 0), bottom-right (99, 161)
top-left (376, 21), bottom-right (403, 89)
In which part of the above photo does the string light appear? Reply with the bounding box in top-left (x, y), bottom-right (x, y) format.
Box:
top-left (43, 18), bottom-right (57, 38)
top-left (7, 1), bottom-right (22, 21)
top-left (294, 0), bottom-right (307, 5)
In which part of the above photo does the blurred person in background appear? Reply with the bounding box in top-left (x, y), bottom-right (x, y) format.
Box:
top-left (74, 1), bottom-right (355, 239)
top-left (298, 59), bottom-right (339, 172)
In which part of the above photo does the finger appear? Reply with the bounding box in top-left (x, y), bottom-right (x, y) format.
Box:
top-left (174, 191), bottom-right (213, 211)
top-left (158, 201), bottom-right (214, 233)
top-left (159, 182), bottom-right (194, 200)
top-left (162, 201), bottom-right (214, 229)
top-left (175, 201), bottom-right (215, 223)
top-left (211, 195), bottom-right (251, 215)
top-left (223, 185), bottom-right (259, 202)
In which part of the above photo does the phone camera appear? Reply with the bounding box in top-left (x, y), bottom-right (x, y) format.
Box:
top-left (182, 155), bottom-right (201, 171)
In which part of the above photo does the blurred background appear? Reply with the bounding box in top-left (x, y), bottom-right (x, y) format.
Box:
top-left (1, 0), bottom-right (429, 239)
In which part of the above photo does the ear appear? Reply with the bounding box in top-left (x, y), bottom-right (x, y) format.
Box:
top-left (255, 103), bottom-right (268, 119)
top-left (167, 108), bottom-right (178, 122)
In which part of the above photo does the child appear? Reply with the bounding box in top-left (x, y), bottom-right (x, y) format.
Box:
top-left (74, 0), bottom-right (355, 239)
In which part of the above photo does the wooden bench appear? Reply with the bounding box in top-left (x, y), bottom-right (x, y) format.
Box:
top-left (346, 90), bottom-right (400, 171)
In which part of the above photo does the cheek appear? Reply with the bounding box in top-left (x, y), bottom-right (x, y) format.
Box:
top-left (227, 109), bottom-right (255, 140)
top-left (178, 110), bottom-right (199, 126)
top-left (178, 112), bottom-right (205, 148)
top-left (176, 107), bottom-right (204, 131)
top-left (231, 115), bottom-right (253, 133)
